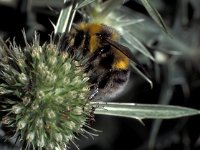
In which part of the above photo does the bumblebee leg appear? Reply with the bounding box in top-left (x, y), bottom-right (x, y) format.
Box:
top-left (88, 87), bottom-right (99, 100)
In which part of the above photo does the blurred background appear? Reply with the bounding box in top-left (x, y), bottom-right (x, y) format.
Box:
top-left (0, 0), bottom-right (200, 150)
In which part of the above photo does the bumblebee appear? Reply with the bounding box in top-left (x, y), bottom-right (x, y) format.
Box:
top-left (60, 23), bottom-right (147, 100)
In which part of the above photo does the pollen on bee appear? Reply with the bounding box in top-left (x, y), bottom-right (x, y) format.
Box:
top-left (112, 59), bottom-right (129, 70)
top-left (112, 48), bottom-right (129, 70)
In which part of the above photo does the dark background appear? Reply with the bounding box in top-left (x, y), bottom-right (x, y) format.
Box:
top-left (0, 0), bottom-right (200, 150)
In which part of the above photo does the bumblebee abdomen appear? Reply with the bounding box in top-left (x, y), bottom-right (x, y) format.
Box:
top-left (90, 69), bottom-right (130, 99)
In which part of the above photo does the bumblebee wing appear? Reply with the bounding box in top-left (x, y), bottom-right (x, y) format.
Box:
top-left (105, 38), bottom-right (138, 62)
top-left (105, 38), bottom-right (153, 88)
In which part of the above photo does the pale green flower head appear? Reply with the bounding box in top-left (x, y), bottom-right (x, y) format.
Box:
top-left (0, 34), bottom-right (93, 150)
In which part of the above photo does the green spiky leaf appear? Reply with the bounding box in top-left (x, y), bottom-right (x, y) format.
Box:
top-left (76, 0), bottom-right (96, 9)
top-left (55, 0), bottom-right (79, 34)
top-left (92, 102), bottom-right (200, 119)
top-left (140, 0), bottom-right (170, 34)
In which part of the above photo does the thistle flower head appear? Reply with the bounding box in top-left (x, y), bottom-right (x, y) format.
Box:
top-left (0, 34), bottom-right (93, 149)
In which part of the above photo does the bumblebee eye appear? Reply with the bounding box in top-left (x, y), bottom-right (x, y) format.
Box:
top-left (98, 45), bottom-right (110, 54)
top-left (97, 47), bottom-right (104, 55)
